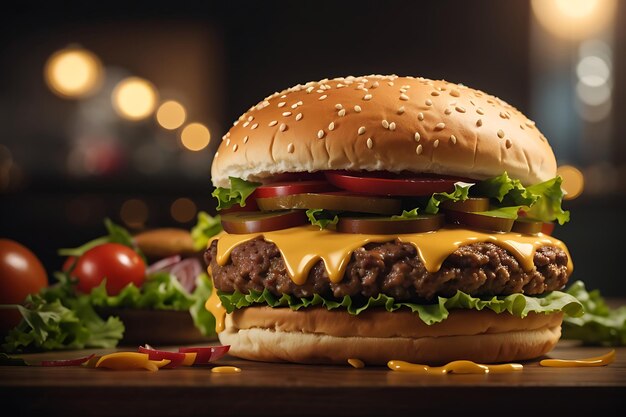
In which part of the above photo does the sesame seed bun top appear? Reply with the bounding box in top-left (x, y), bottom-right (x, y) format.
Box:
top-left (211, 75), bottom-right (556, 187)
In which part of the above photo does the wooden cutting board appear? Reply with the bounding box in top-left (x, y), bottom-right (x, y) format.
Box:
top-left (1, 340), bottom-right (624, 416)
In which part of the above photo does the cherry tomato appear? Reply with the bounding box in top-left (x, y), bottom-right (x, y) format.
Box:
top-left (324, 171), bottom-right (472, 196)
top-left (70, 243), bottom-right (146, 295)
top-left (255, 180), bottom-right (336, 198)
top-left (0, 239), bottom-right (48, 331)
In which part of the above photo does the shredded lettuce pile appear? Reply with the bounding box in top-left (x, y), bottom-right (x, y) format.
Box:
top-left (218, 288), bottom-right (583, 325)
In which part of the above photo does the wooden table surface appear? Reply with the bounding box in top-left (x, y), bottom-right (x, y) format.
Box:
top-left (1, 340), bottom-right (625, 416)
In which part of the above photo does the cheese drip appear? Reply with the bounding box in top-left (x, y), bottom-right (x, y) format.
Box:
top-left (216, 225), bottom-right (573, 285)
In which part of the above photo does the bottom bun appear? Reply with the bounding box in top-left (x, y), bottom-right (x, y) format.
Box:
top-left (218, 306), bottom-right (563, 365)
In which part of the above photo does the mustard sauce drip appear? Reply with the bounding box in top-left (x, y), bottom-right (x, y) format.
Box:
top-left (206, 286), bottom-right (226, 333)
top-left (211, 366), bottom-right (242, 374)
top-left (216, 226), bottom-right (573, 285)
top-left (540, 350), bottom-right (615, 367)
top-left (387, 360), bottom-right (523, 374)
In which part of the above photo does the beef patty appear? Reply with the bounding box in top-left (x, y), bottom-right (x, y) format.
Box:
top-left (205, 237), bottom-right (569, 302)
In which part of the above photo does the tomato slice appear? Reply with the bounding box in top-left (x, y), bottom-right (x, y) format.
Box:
top-left (324, 171), bottom-right (471, 196)
top-left (255, 181), bottom-right (336, 198)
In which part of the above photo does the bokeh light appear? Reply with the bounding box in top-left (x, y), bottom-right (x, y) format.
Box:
top-left (180, 123), bottom-right (211, 151)
top-left (156, 100), bottom-right (187, 130)
top-left (44, 47), bottom-right (103, 98)
top-left (120, 198), bottom-right (149, 228)
top-left (557, 165), bottom-right (585, 200)
top-left (170, 198), bottom-right (197, 223)
top-left (112, 77), bottom-right (158, 121)
top-left (531, 0), bottom-right (616, 40)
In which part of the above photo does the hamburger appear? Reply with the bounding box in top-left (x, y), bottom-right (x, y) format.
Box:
top-left (204, 74), bottom-right (582, 365)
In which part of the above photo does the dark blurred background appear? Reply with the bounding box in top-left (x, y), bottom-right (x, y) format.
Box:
top-left (1, 1), bottom-right (625, 294)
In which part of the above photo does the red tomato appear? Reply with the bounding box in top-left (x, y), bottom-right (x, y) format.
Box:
top-left (70, 243), bottom-right (146, 295)
top-left (255, 180), bottom-right (336, 198)
top-left (0, 239), bottom-right (48, 331)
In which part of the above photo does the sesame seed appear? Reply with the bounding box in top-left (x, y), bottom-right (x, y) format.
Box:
top-left (317, 130), bottom-right (325, 139)
top-left (354, 105), bottom-right (362, 112)
top-left (400, 88), bottom-right (407, 93)
top-left (389, 122), bottom-right (396, 131)
top-left (497, 129), bottom-right (505, 138)
top-left (400, 93), bottom-right (409, 101)
top-left (444, 108), bottom-right (452, 115)
top-left (387, 81), bottom-right (394, 86)
top-left (338, 109), bottom-right (346, 117)
top-left (336, 83), bottom-right (345, 88)
top-left (306, 86), bottom-right (314, 93)
top-left (366, 138), bottom-right (373, 149)
top-left (242, 121), bottom-right (250, 128)
top-left (450, 89), bottom-right (460, 97)
top-left (476, 108), bottom-right (484, 115)
top-left (335, 104), bottom-right (343, 110)
top-left (500, 111), bottom-right (509, 119)
top-left (416, 144), bottom-right (423, 155)
top-left (414, 132), bottom-right (421, 142)
top-left (358, 126), bottom-right (366, 135)
top-left (278, 102), bottom-right (286, 108)
top-left (233, 144), bottom-right (238, 152)
top-left (433, 139), bottom-right (440, 148)
top-left (363, 94), bottom-right (372, 101)
top-left (247, 116), bottom-right (254, 121)
top-left (505, 139), bottom-right (512, 149)
top-left (455, 106), bottom-right (466, 113)
top-left (450, 134), bottom-right (457, 144)
top-left (525, 121), bottom-right (535, 128)
top-left (269, 120), bottom-right (278, 127)
top-left (397, 106), bottom-right (405, 115)
top-left (251, 123), bottom-right (258, 129)
top-left (287, 143), bottom-right (294, 153)
top-left (291, 103), bottom-right (297, 109)
top-left (418, 112), bottom-right (425, 121)
top-left (279, 123), bottom-right (287, 132)
top-left (226, 138), bottom-right (230, 146)
top-left (282, 112), bottom-right (292, 117)
top-left (519, 124), bottom-right (524, 130)
top-left (382, 120), bottom-right (389, 129)
top-left (280, 94), bottom-right (287, 99)
top-left (425, 99), bottom-right (433, 106)
top-left (435, 122), bottom-right (446, 130)
top-left (431, 91), bottom-right (440, 96)
top-left (319, 95), bottom-right (328, 101)
top-left (316, 89), bottom-right (324, 93)
top-left (477, 119), bottom-right (483, 127)
top-left (296, 113), bottom-right (303, 121)
top-left (328, 122), bottom-right (335, 131)
top-left (372, 81), bottom-right (380, 88)
top-left (243, 136), bottom-right (249, 144)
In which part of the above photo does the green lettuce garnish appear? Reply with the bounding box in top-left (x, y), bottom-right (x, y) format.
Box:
top-left (306, 209), bottom-right (339, 230)
top-left (391, 208), bottom-right (420, 220)
top-left (191, 211), bottom-right (223, 251)
top-left (218, 289), bottom-right (582, 325)
top-left (563, 281), bottom-right (626, 346)
top-left (424, 182), bottom-right (473, 214)
top-left (58, 218), bottom-right (141, 258)
top-left (212, 177), bottom-right (261, 210)
top-left (525, 177), bottom-right (570, 225)
top-left (1, 293), bottom-right (124, 353)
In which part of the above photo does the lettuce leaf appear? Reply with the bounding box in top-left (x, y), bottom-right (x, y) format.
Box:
top-left (218, 289), bottom-right (583, 325)
top-left (212, 177), bottom-right (261, 210)
top-left (191, 211), bottom-right (223, 251)
top-left (189, 273), bottom-right (217, 337)
top-left (562, 281), bottom-right (626, 346)
top-left (474, 172), bottom-right (537, 206)
top-left (424, 182), bottom-right (473, 214)
top-left (306, 209), bottom-right (339, 230)
top-left (1, 294), bottom-right (124, 353)
top-left (58, 218), bottom-right (141, 258)
top-left (392, 208), bottom-right (420, 220)
top-left (525, 177), bottom-right (570, 225)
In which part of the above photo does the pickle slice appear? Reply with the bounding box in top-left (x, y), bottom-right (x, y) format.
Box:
top-left (512, 218), bottom-right (543, 235)
top-left (337, 214), bottom-right (444, 234)
top-left (440, 197), bottom-right (490, 213)
top-left (444, 210), bottom-right (514, 233)
top-left (256, 192), bottom-right (402, 215)
top-left (220, 210), bottom-right (307, 234)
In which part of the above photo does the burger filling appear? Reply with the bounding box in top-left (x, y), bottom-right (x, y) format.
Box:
top-left (205, 238), bottom-right (569, 302)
